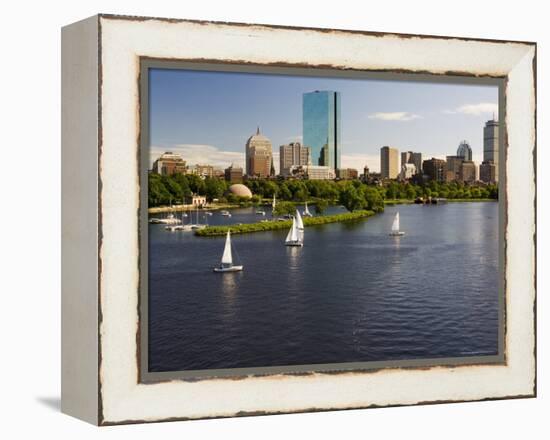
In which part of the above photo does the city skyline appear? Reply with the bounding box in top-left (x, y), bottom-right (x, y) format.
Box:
top-left (148, 68), bottom-right (499, 173)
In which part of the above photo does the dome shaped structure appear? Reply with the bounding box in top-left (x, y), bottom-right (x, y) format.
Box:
top-left (228, 184), bottom-right (253, 198)
top-left (457, 140), bottom-right (473, 161)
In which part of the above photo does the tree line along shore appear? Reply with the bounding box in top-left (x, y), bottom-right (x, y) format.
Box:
top-left (149, 172), bottom-right (498, 213)
top-left (195, 210), bottom-right (376, 237)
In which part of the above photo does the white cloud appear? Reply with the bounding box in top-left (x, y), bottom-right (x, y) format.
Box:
top-left (445, 102), bottom-right (498, 116)
top-left (150, 144), bottom-right (244, 169)
top-left (341, 153), bottom-right (380, 173)
top-left (367, 112), bottom-right (422, 121)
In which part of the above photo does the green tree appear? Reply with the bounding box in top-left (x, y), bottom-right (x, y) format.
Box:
top-left (273, 201), bottom-right (295, 216)
top-left (339, 186), bottom-right (365, 212)
top-left (314, 199), bottom-right (328, 215)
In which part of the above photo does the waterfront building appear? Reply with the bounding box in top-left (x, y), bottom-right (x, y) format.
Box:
top-left (480, 160), bottom-right (497, 183)
top-left (398, 163), bottom-right (416, 181)
top-left (484, 118), bottom-right (499, 182)
top-left (224, 164), bottom-right (243, 183)
top-left (185, 194), bottom-right (207, 207)
top-left (337, 168), bottom-right (359, 180)
top-left (446, 155), bottom-right (464, 182)
top-left (423, 158), bottom-right (447, 183)
top-left (380, 146), bottom-right (399, 179)
top-left (289, 165), bottom-right (335, 180)
top-left (194, 164), bottom-right (214, 178)
top-left (303, 90), bottom-right (341, 172)
top-left (152, 151), bottom-right (188, 175)
top-left (245, 127), bottom-right (273, 178)
top-left (457, 140), bottom-right (473, 161)
top-left (401, 151), bottom-right (422, 175)
top-left (279, 142), bottom-right (311, 176)
top-left (459, 160), bottom-right (477, 183)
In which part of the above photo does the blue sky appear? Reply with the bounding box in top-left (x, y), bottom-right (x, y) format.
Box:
top-left (148, 68), bottom-right (498, 173)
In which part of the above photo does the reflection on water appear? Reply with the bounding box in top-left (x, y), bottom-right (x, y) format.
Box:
top-left (148, 202), bottom-right (500, 372)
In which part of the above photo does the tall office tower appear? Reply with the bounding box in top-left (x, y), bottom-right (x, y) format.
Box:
top-left (279, 142), bottom-right (311, 176)
top-left (245, 127), bottom-right (273, 178)
top-left (401, 151), bottom-right (422, 175)
top-left (303, 90), bottom-right (341, 172)
top-left (457, 140), bottom-right (473, 161)
top-left (380, 146), bottom-right (399, 179)
top-left (483, 118), bottom-right (499, 182)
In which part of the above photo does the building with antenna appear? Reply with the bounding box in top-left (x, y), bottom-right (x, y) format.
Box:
top-left (457, 140), bottom-right (473, 161)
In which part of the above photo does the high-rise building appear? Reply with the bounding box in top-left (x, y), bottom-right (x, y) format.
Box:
top-left (459, 161), bottom-right (477, 183)
top-left (224, 164), bottom-right (243, 183)
top-left (446, 155), bottom-right (464, 182)
top-left (152, 151), bottom-right (188, 175)
top-left (303, 90), bottom-right (341, 172)
top-left (423, 158), bottom-right (447, 182)
top-left (245, 127), bottom-right (273, 178)
top-left (401, 151), bottom-right (422, 175)
top-left (484, 119), bottom-right (499, 182)
top-left (279, 142), bottom-right (311, 176)
top-left (380, 146), bottom-right (399, 179)
top-left (457, 140), bottom-right (473, 161)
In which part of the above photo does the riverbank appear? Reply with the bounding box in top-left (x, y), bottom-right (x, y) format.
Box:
top-left (195, 210), bottom-right (376, 237)
top-left (384, 198), bottom-right (496, 205)
top-left (148, 202), bottom-right (240, 214)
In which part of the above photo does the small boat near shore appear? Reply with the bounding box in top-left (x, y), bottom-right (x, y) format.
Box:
top-left (213, 230), bottom-right (243, 273)
top-left (303, 202), bottom-right (313, 217)
top-left (220, 210), bottom-right (232, 217)
top-left (255, 210), bottom-right (266, 216)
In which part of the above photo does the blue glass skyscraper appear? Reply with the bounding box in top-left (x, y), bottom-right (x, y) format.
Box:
top-left (302, 90), bottom-right (341, 171)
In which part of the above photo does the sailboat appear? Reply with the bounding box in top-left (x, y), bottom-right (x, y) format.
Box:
top-left (272, 195), bottom-right (277, 214)
top-left (213, 230), bottom-right (243, 272)
top-left (302, 202), bottom-right (313, 217)
top-left (389, 212), bottom-right (405, 236)
top-left (285, 212), bottom-right (304, 247)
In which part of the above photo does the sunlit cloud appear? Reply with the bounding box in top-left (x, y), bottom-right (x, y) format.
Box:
top-left (444, 102), bottom-right (498, 116)
top-left (341, 153), bottom-right (380, 173)
top-left (367, 112), bottom-right (422, 121)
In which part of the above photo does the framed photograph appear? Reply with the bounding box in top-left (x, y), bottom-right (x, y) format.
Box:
top-left (61, 14), bottom-right (536, 425)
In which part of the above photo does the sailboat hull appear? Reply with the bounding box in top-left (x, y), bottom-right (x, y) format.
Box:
top-left (389, 231), bottom-right (405, 236)
top-left (285, 241), bottom-right (303, 247)
top-left (213, 265), bottom-right (243, 273)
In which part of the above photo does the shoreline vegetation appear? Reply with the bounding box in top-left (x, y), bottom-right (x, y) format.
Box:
top-left (149, 173), bottom-right (498, 210)
top-left (195, 210), bottom-right (376, 237)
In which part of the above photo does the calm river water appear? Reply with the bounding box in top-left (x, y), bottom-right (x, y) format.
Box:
top-left (148, 202), bottom-right (499, 372)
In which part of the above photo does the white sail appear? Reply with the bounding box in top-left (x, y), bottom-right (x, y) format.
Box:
top-left (272, 195), bottom-right (276, 209)
top-left (286, 218), bottom-right (299, 243)
top-left (304, 202), bottom-right (311, 216)
top-left (391, 212), bottom-right (400, 232)
top-left (295, 209), bottom-right (304, 230)
top-left (221, 231), bottom-right (233, 265)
